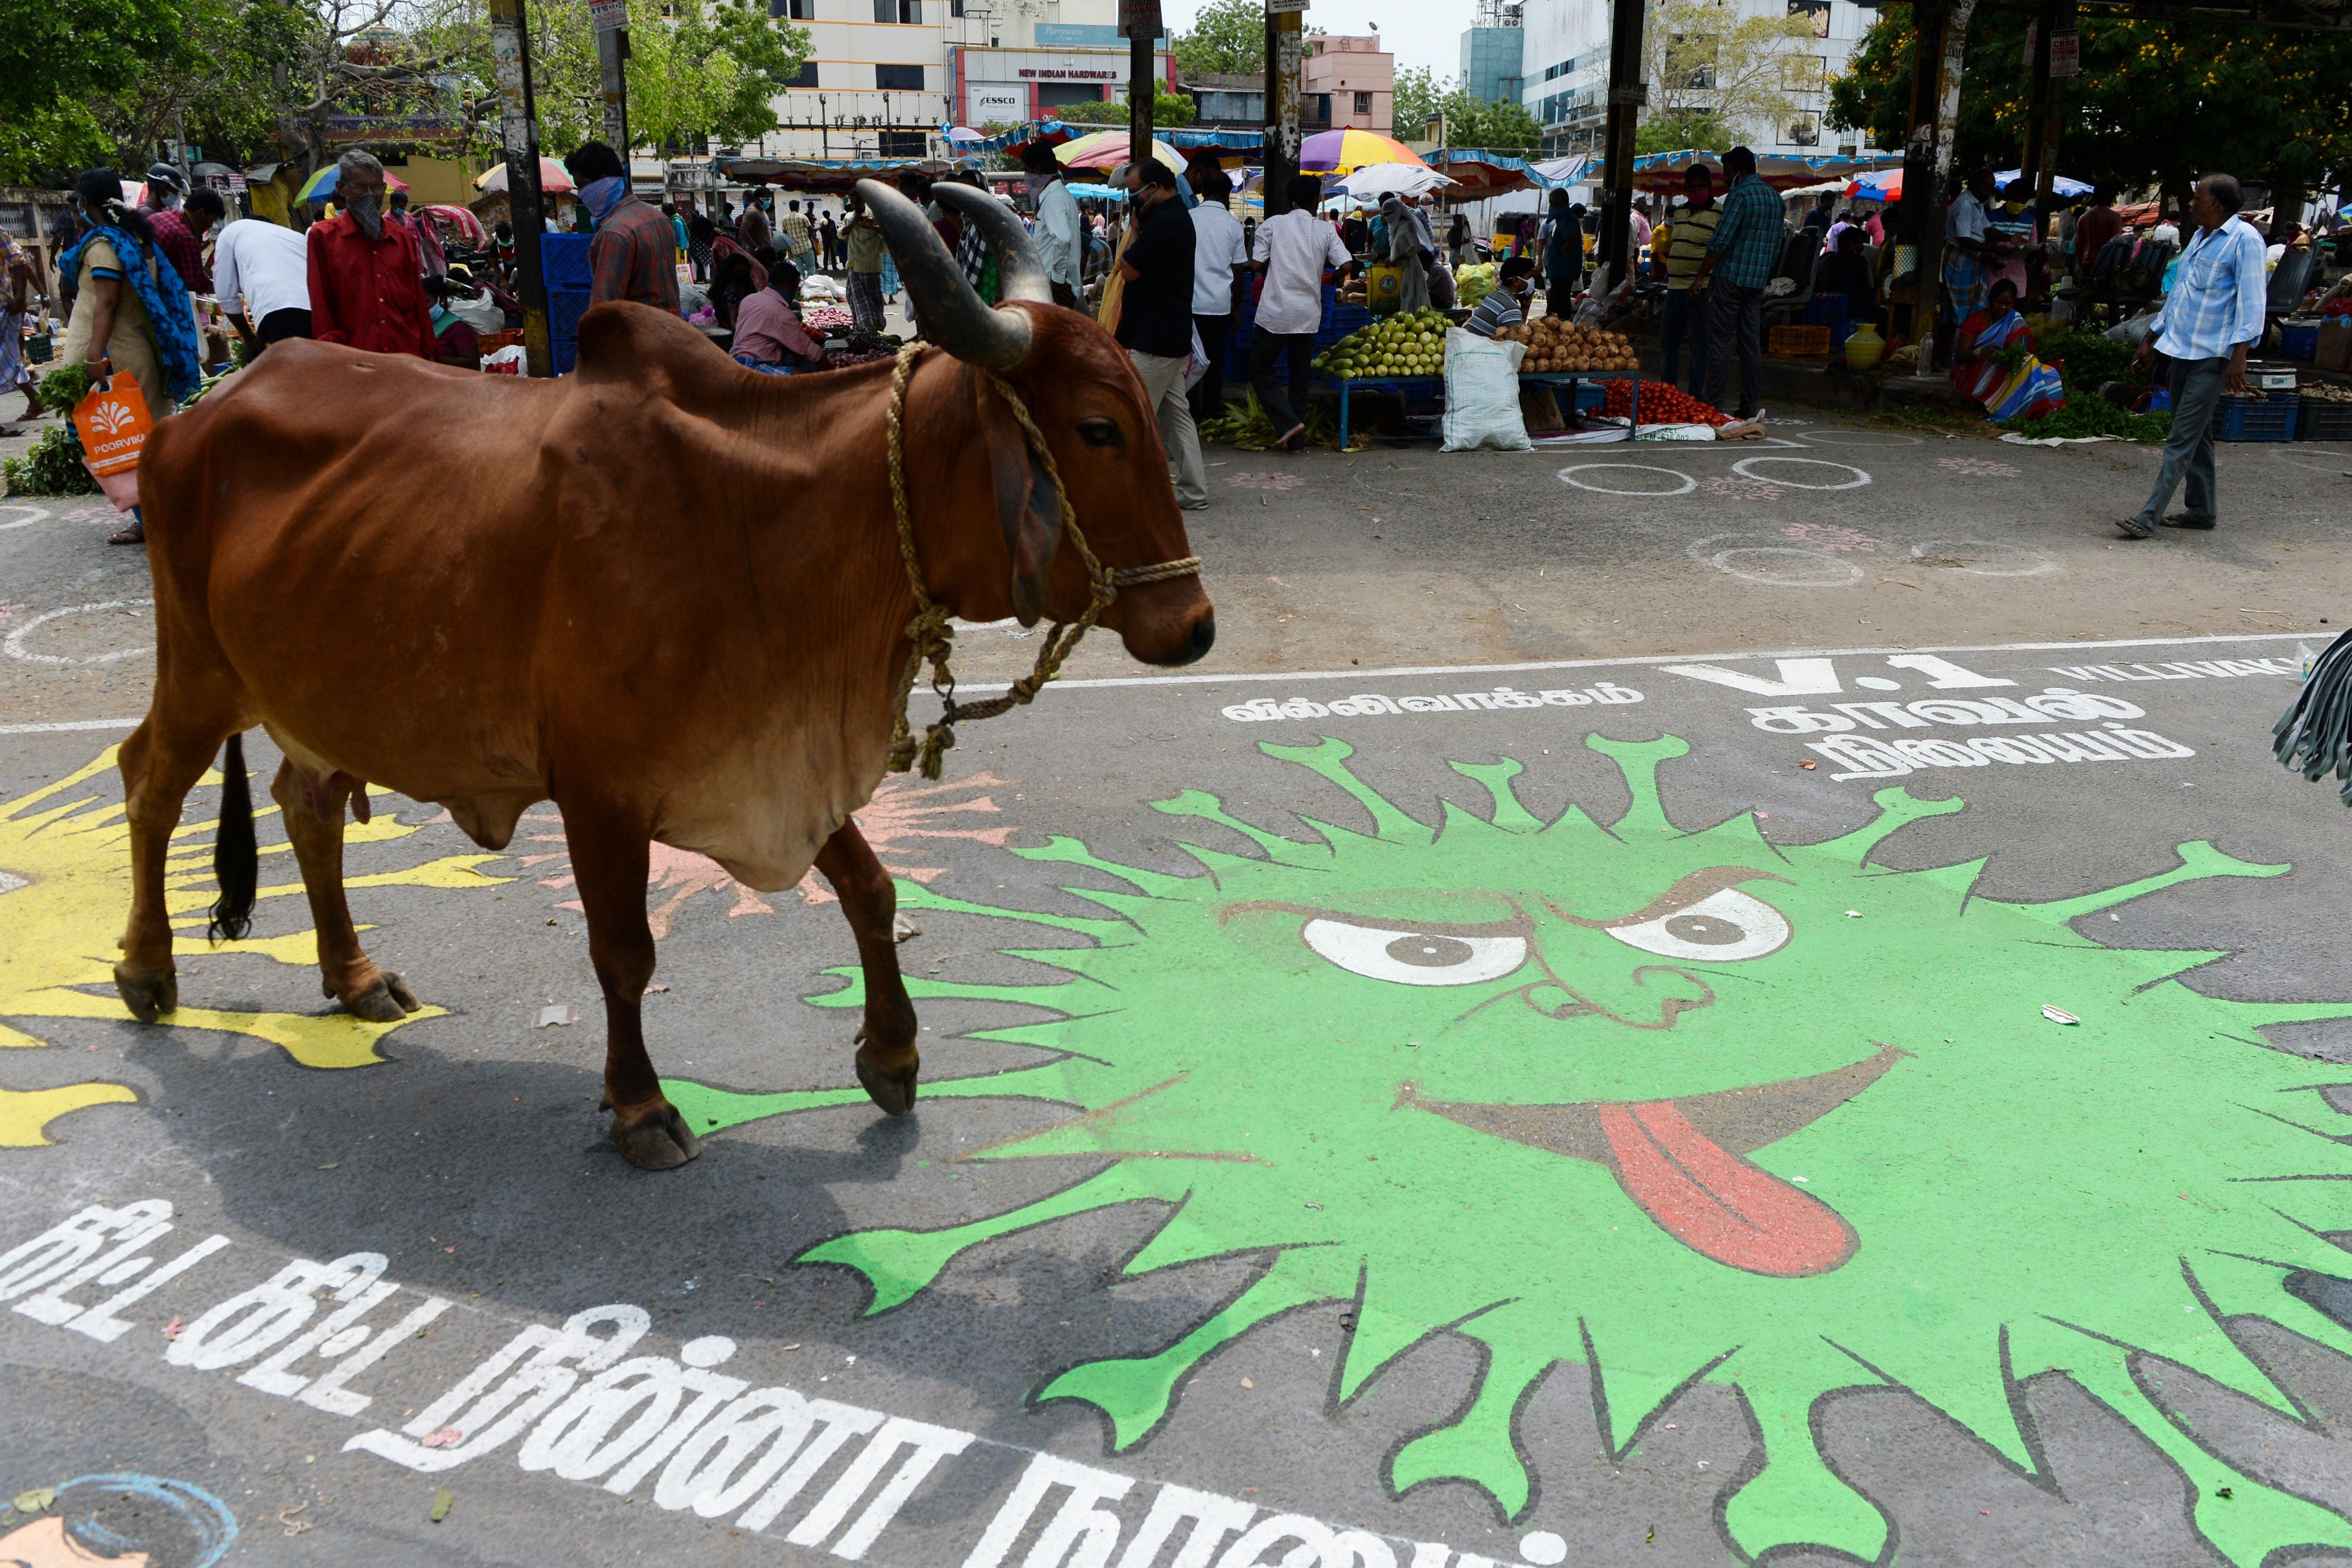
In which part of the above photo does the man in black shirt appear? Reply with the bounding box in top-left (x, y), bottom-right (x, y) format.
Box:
top-left (1115, 159), bottom-right (1208, 509)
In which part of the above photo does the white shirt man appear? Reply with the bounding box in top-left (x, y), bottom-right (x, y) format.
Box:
top-left (1249, 179), bottom-right (1358, 450)
top-left (211, 217), bottom-right (314, 353)
top-left (1028, 167), bottom-right (1083, 306)
top-left (1187, 190), bottom-right (1250, 416)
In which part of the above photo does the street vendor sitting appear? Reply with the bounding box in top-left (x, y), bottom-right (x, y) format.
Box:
top-left (1466, 255), bottom-right (1536, 338)
top-left (1951, 276), bottom-right (2063, 421)
top-left (731, 261), bottom-right (827, 375)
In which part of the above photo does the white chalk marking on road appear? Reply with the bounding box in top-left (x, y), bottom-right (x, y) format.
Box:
top-left (1789, 431), bottom-right (1924, 448)
top-left (0, 717), bottom-right (145, 735)
top-left (0, 503), bottom-right (50, 530)
top-left (1038, 631), bottom-right (2323, 692)
top-left (1909, 539), bottom-right (2059, 577)
top-left (3, 597), bottom-right (156, 667)
top-left (1555, 464), bottom-right (1695, 497)
top-left (1730, 456), bottom-right (1873, 490)
top-left (1687, 534), bottom-right (1865, 588)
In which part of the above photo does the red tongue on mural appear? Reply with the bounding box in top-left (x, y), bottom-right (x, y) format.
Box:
top-left (1596, 1100), bottom-right (1856, 1277)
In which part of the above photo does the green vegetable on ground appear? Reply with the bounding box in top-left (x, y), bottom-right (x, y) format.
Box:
top-left (1998, 397), bottom-right (2171, 443)
top-left (4, 425), bottom-right (100, 497)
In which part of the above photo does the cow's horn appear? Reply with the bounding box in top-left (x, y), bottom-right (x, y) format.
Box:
top-left (856, 179), bottom-right (1032, 370)
top-left (928, 182), bottom-right (1051, 305)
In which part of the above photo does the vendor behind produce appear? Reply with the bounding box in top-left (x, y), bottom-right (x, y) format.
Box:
top-left (1466, 255), bottom-right (1536, 339)
top-left (731, 260), bottom-right (827, 375)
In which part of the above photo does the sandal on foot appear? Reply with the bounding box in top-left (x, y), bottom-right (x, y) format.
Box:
top-left (107, 522), bottom-right (146, 546)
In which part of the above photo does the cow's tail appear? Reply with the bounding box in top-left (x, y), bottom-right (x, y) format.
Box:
top-left (207, 731), bottom-right (257, 942)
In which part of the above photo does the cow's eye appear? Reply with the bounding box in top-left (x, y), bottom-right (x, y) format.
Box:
top-left (1606, 889), bottom-right (1790, 962)
top-left (1302, 919), bottom-right (1528, 986)
top-left (1077, 418), bottom-right (1123, 448)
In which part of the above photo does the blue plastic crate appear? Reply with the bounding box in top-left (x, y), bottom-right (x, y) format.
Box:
top-left (552, 338), bottom-right (577, 376)
top-left (1799, 293), bottom-right (1852, 348)
top-left (547, 286), bottom-right (592, 344)
top-left (2280, 323), bottom-right (2320, 362)
top-left (2296, 399), bottom-right (2352, 443)
top-left (2216, 392), bottom-right (2299, 442)
top-left (542, 235), bottom-right (592, 292)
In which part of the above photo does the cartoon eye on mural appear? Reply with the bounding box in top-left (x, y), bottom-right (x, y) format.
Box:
top-left (0, 749), bottom-right (508, 1147)
top-left (0, 1474), bottom-right (237, 1568)
top-left (671, 733), bottom-right (2352, 1565)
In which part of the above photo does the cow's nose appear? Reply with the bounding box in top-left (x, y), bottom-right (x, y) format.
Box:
top-left (1184, 614), bottom-right (1216, 664)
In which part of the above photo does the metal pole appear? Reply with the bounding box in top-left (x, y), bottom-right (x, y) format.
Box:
top-left (1593, 0), bottom-right (1643, 290)
top-left (2034, 0), bottom-right (2072, 245)
top-left (1265, 4), bottom-right (1303, 217)
top-left (2020, 0), bottom-right (2053, 241)
top-left (1121, 0), bottom-right (1163, 171)
top-left (490, 0), bottom-right (553, 377)
top-left (596, 22), bottom-right (633, 161)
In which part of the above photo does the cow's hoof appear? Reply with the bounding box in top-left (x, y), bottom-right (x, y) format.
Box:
top-left (114, 964), bottom-right (178, 1023)
top-left (610, 1102), bottom-right (701, 1170)
top-left (856, 1049), bottom-right (919, 1117)
top-left (333, 970), bottom-right (421, 1023)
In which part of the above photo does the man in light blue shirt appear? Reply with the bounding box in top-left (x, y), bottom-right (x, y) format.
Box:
top-left (2119, 173), bottom-right (2268, 539)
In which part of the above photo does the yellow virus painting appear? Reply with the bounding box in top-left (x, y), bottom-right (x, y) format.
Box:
top-left (0, 746), bottom-right (510, 1147)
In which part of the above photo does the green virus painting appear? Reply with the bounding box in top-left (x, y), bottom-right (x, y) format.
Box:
top-left (673, 733), bottom-right (2352, 1564)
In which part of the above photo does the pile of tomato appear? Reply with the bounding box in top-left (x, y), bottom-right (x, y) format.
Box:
top-left (1600, 379), bottom-right (1731, 427)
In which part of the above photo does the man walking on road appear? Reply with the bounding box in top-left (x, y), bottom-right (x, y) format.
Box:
top-left (306, 150), bottom-right (437, 359)
top-left (1188, 169), bottom-right (1248, 420)
top-left (1693, 145), bottom-right (1781, 428)
top-left (1114, 158), bottom-right (1208, 509)
top-left (843, 196), bottom-right (887, 330)
top-left (2117, 173), bottom-right (2267, 540)
top-left (1252, 173), bottom-right (1358, 453)
top-left (566, 142), bottom-right (680, 315)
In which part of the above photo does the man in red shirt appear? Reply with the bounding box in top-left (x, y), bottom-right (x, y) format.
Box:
top-left (306, 149), bottom-right (437, 359)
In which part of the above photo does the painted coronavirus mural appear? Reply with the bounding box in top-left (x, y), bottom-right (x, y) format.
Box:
top-left (676, 733), bottom-right (2352, 1564)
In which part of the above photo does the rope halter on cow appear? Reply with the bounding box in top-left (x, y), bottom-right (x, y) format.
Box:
top-left (883, 342), bottom-right (1203, 780)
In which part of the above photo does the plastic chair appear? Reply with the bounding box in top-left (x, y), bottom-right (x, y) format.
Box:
top-left (2267, 246), bottom-right (2316, 316)
top-left (1760, 231), bottom-right (1822, 324)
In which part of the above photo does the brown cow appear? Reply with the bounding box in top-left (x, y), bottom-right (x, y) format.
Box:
top-left (114, 181), bottom-right (1214, 1169)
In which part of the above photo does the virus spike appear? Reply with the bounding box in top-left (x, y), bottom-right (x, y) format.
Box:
top-left (11, 986), bottom-right (423, 1072)
top-left (2040, 1334), bottom-right (2352, 1565)
top-left (804, 968), bottom-right (1103, 1011)
top-left (1155, 789), bottom-right (1330, 866)
top-left (800, 1168), bottom-right (1148, 1313)
top-left (1812, 785), bottom-right (1965, 865)
top-left (1336, 1274), bottom-right (1474, 1404)
top-left (663, 1064), bottom-right (1078, 1139)
top-left (1717, 1341), bottom-right (1891, 1563)
top-left (892, 881), bottom-right (1132, 943)
top-left (2189, 1252), bottom-right (2352, 1388)
top-left (0, 1082), bottom-right (140, 1146)
top-left (2207, 996), bottom-right (2352, 1033)
top-left (1582, 734), bottom-right (1690, 837)
top-left (0, 746), bottom-right (120, 819)
top-left (1447, 760), bottom-right (1544, 833)
top-left (1908, 855), bottom-right (1989, 904)
top-left (1260, 737), bottom-right (1433, 845)
top-left (0, 1021), bottom-right (49, 1050)
top-left (1386, 1323), bottom-right (1555, 1518)
top-left (1013, 836), bottom-right (1199, 898)
top-left (1582, 1324), bottom-right (1729, 1458)
top-left (1040, 1267), bottom-right (1328, 1448)
top-left (2002, 840), bottom-right (2290, 925)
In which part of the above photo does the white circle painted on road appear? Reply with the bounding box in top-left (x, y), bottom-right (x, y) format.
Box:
top-left (1519, 1534), bottom-right (1568, 1566)
top-left (1791, 430), bottom-right (1924, 448)
top-left (1910, 539), bottom-right (2059, 577)
top-left (1687, 534), bottom-right (1866, 588)
top-left (3, 597), bottom-right (158, 666)
top-left (0, 503), bottom-right (49, 531)
top-left (1557, 464), bottom-right (1695, 497)
top-left (1730, 456), bottom-right (1873, 490)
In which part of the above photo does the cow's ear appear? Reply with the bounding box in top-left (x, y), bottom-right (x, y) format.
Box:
top-left (974, 372), bottom-right (1063, 626)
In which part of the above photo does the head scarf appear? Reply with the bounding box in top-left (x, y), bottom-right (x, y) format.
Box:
top-left (581, 175), bottom-right (629, 223)
top-left (60, 198), bottom-right (203, 402)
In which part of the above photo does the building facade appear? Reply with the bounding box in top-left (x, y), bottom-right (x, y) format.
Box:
top-left (1514, 0), bottom-right (1872, 156)
top-left (1300, 36), bottom-right (1393, 134)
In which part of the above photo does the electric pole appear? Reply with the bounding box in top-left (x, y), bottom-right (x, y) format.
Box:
top-left (490, 0), bottom-right (553, 376)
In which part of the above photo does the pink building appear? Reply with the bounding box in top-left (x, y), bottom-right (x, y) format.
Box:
top-left (1301, 34), bottom-right (1393, 132)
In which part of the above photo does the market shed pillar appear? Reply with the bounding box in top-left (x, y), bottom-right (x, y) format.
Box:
top-left (1594, 0), bottom-right (1645, 290)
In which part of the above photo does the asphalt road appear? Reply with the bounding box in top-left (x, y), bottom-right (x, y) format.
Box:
top-left (7, 404), bottom-right (2352, 1568)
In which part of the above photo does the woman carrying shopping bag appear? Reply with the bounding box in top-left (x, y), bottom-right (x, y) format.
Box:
top-left (60, 168), bottom-right (204, 545)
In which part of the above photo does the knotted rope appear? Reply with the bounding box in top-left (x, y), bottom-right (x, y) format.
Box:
top-left (883, 342), bottom-right (1201, 779)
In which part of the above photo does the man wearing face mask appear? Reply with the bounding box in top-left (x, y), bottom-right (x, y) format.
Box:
top-left (1022, 142), bottom-right (1083, 309)
top-left (565, 140), bottom-right (680, 314)
top-left (305, 148), bottom-right (437, 358)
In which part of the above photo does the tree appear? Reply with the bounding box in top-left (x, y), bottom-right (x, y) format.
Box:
top-left (1172, 0), bottom-right (1263, 78)
top-left (1389, 68), bottom-right (1542, 151)
top-left (1639, 0), bottom-right (1818, 149)
top-left (1827, 5), bottom-right (2352, 207)
top-left (1056, 86), bottom-right (1196, 128)
top-left (1635, 110), bottom-right (1730, 153)
top-left (1391, 64), bottom-right (1443, 139)
top-left (0, 0), bottom-right (184, 124)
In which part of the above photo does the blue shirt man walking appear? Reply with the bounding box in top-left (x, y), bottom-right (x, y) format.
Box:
top-left (2117, 172), bottom-right (2268, 539)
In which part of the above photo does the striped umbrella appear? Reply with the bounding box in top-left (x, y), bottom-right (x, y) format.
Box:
top-left (1055, 132), bottom-right (1186, 172)
top-left (293, 164), bottom-right (411, 203)
top-left (1300, 129), bottom-right (1428, 177)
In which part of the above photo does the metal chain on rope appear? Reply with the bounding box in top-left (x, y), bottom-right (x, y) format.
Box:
top-left (883, 342), bottom-right (1203, 779)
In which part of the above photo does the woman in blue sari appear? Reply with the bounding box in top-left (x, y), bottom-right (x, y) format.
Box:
top-left (1950, 278), bottom-right (2064, 421)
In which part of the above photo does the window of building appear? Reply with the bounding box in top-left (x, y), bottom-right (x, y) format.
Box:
top-left (872, 0), bottom-right (920, 20)
top-left (791, 60), bottom-right (819, 86)
top-left (876, 63), bottom-right (925, 90)
top-left (769, 0), bottom-right (813, 15)
top-left (1786, 116), bottom-right (1819, 146)
top-left (879, 130), bottom-right (928, 156)
top-left (1353, 91), bottom-right (1372, 114)
top-left (1035, 82), bottom-right (1101, 107)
